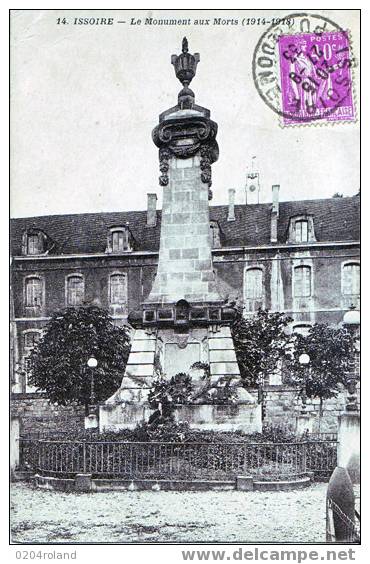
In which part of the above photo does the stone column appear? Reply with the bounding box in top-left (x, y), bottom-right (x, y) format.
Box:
top-left (10, 416), bottom-right (20, 479)
top-left (147, 155), bottom-right (220, 304)
top-left (337, 412), bottom-right (360, 484)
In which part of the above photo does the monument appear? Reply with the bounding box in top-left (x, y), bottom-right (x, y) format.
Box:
top-left (100, 38), bottom-right (261, 432)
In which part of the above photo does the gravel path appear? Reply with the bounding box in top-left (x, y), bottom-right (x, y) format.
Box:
top-left (11, 482), bottom-right (329, 544)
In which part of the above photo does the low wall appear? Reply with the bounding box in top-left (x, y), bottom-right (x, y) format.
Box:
top-left (11, 394), bottom-right (85, 434)
top-left (12, 386), bottom-right (348, 435)
top-left (33, 473), bottom-right (312, 492)
top-left (248, 387), bottom-right (347, 433)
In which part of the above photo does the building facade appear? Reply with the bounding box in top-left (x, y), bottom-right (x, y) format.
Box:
top-left (10, 190), bottom-right (359, 422)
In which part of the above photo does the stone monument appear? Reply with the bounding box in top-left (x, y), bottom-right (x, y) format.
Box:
top-left (100, 38), bottom-right (261, 433)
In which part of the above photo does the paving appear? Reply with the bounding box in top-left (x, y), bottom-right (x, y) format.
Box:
top-left (11, 482), bottom-right (332, 544)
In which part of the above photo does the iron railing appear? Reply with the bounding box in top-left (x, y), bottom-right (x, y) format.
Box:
top-left (326, 497), bottom-right (360, 543)
top-left (18, 439), bottom-right (337, 481)
top-left (306, 432), bottom-right (338, 441)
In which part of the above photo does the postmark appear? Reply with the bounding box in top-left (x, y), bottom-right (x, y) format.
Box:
top-left (252, 13), bottom-right (357, 126)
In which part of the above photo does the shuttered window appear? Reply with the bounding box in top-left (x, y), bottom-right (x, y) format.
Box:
top-left (245, 268), bottom-right (263, 299)
top-left (24, 331), bottom-right (41, 349)
top-left (342, 264), bottom-right (360, 295)
top-left (25, 277), bottom-right (43, 307)
top-left (27, 234), bottom-right (41, 255)
top-left (294, 266), bottom-right (311, 297)
top-left (66, 275), bottom-right (84, 306)
top-left (295, 220), bottom-right (309, 243)
top-left (109, 274), bottom-right (127, 304)
top-left (112, 231), bottom-right (125, 252)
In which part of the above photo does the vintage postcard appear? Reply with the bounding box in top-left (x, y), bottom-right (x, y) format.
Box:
top-left (9, 8), bottom-right (360, 551)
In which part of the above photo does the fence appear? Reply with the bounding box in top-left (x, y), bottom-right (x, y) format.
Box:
top-left (326, 497), bottom-right (360, 543)
top-left (19, 439), bottom-right (337, 481)
top-left (306, 432), bottom-right (338, 442)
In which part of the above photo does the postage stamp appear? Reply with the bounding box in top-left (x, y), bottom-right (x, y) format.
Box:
top-left (252, 12), bottom-right (357, 126)
top-left (278, 31), bottom-right (355, 126)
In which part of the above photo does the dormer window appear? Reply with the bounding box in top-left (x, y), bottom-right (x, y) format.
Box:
top-left (106, 226), bottom-right (134, 253)
top-left (210, 221), bottom-right (221, 248)
top-left (295, 220), bottom-right (308, 243)
top-left (112, 230), bottom-right (124, 252)
top-left (22, 229), bottom-right (48, 256)
top-left (287, 215), bottom-right (316, 244)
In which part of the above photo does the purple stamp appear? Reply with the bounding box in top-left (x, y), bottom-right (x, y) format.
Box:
top-left (252, 13), bottom-right (357, 126)
top-left (278, 31), bottom-right (355, 125)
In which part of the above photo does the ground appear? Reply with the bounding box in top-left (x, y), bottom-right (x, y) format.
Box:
top-left (11, 482), bottom-right (333, 544)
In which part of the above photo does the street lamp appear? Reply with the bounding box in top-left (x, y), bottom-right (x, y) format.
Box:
top-left (299, 353), bottom-right (310, 414)
top-left (343, 308), bottom-right (360, 412)
top-left (87, 356), bottom-right (98, 407)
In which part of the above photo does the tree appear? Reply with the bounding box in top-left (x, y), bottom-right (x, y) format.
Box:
top-left (231, 308), bottom-right (293, 387)
top-left (284, 323), bottom-right (356, 415)
top-left (27, 306), bottom-right (131, 414)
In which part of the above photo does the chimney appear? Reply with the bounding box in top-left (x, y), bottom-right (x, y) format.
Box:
top-left (271, 185), bottom-right (280, 243)
top-left (147, 193), bottom-right (157, 227)
top-left (227, 189), bottom-right (236, 221)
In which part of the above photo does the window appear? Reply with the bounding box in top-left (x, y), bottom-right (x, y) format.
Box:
top-left (112, 230), bottom-right (125, 252)
top-left (106, 226), bottom-right (134, 253)
top-left (342, 263), bottom-right (360, 296)
top-left (22, 230), bottom-right (47, 256)
top-left (245, 268), bottom-right (263, 299)
top-left (293, 324), bottom-right (311, 337)
top-left (27, 234), bottom-right (41, 255)
top-left (24, 331), bottom-right (41, 349)
top-left (25, 277), bottom-right (43, 308)
top-left (66, 275), bottom-right (84, 306)
top-left (109, 273), bottom-right (127, 305)
top-left (287, 216), bottom-right (316, 244)
top-left (295, 220), bottom-right (308, 243)
top-left (294, 266), bottom-right (311, 297)
top-left (23, 330), bottom-right (42, 393)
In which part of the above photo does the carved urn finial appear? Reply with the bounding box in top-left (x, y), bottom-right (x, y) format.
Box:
top-left (171, 37), bottom-right (200, 88)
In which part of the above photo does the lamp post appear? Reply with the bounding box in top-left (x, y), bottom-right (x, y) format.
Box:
top-left (257, 374), bottom-right (266, 421)
top-left (84, 357), bottom-right (99, 430)
top-left (87, 357), bottom-right (98, 408)
top-left (343, 309), bottom-right (360, 412)
top-left (298, 353), bottom-right (310, 415)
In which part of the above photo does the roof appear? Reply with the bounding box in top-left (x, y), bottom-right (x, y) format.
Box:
top-left (10, 194), bottom-right (360, 256)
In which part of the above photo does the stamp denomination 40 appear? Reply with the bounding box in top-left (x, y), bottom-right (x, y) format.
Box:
top-left (278, 31), bottom-right (354, 125)
top-left (252, 13), bottom-right (357, 126)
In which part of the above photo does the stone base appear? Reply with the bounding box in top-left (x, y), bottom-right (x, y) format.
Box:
top-left (99, 402), bottom-right (149, 432)
top-left (100, 401), bottom-right (261, 434)
top-left (295, 413), bottom-right (314, 435)
top-left (174, 403), bottom-right (262, 433)
top-left (101, 323), bottom-right (261, 433)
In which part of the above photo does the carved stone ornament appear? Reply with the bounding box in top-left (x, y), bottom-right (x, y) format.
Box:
top-left (153, 37), bottom-right (219, 187)
top-left (159, 148), bottom-right (171, 186)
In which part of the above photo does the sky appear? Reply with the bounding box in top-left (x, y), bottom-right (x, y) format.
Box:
top-left (10, 9), bottom-right (360, 218)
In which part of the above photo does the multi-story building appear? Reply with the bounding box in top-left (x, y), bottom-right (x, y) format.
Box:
top-left (10, 188), bottom-right (359, 430)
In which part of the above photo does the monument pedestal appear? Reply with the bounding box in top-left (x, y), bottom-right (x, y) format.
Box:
top-left (295, 413), bottom-right (314, 435)
top-left (100, 324), bottom-right (261, 433)
top-left (100, 38), bottom-right (260, 434)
